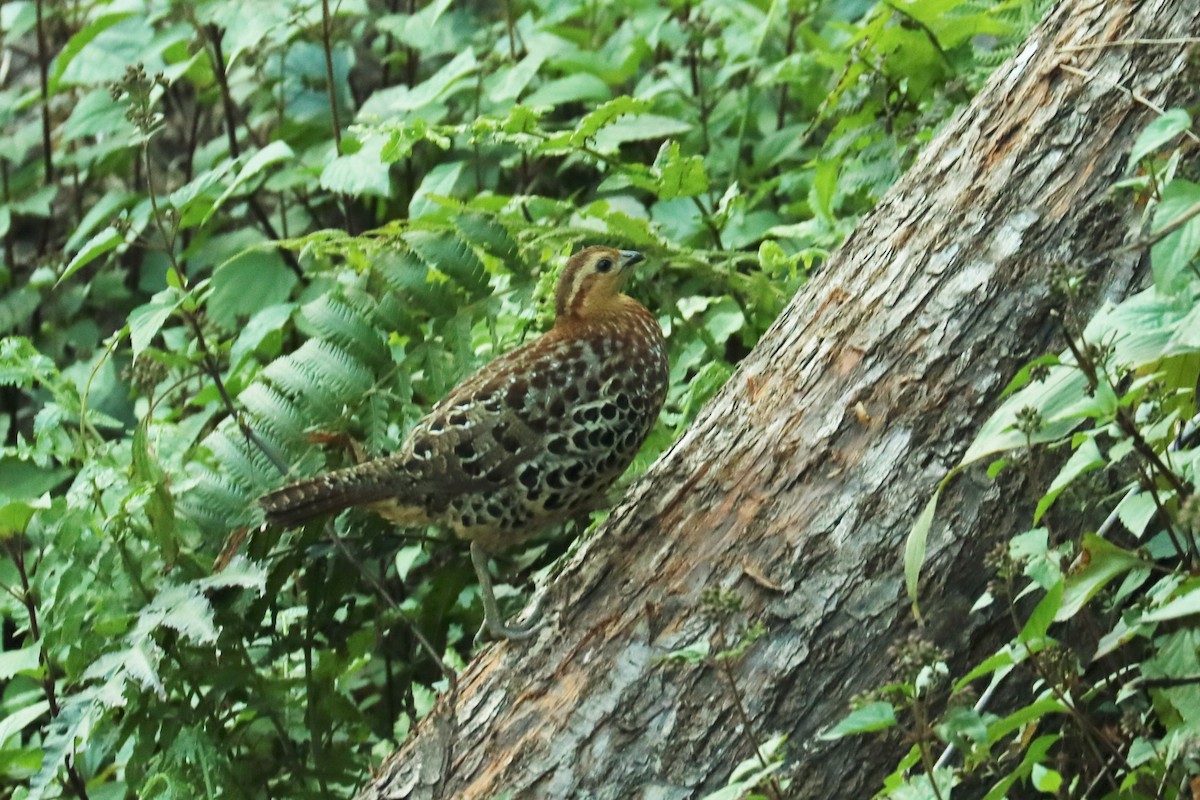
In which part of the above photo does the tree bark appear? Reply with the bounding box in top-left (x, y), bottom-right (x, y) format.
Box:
top-left (358, 1), bottom-right (1200, 797)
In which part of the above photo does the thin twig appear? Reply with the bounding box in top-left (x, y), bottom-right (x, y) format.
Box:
top-left (1060, 37), bottom-right (1200, 51)
top-left (35, 0), bottom-right (53, 184)
top-left (1058, 63), bottom-right (1200, 146)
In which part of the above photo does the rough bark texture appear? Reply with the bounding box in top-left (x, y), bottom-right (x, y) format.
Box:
top-left (358, 2), bottom-right (1200, 797)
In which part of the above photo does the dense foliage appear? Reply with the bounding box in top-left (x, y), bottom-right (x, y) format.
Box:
top-left (829, 112), bottom-right (1200, 797)
top-left (1, 0), bottom-right (1049, 797)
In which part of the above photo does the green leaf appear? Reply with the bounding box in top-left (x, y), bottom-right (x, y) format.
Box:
top-left (820, 701), bottom-right (896, 739)
top-left (489, 51), bottom-right (546, 103)
top-left (0, 699), bottom-right (51, 746)
top-left (570, 96), bottom-right (648, 145)
top-left (1150, 179), bottom-right (1200, 294)
top-left (1129, 109), bottom-right (1193, 166)
top-left (203, 140), bottom-right (295, 226)
top-left (407, 230), bottom-right (490, 296)
top-left (981, 735), bottom-right (1061, 800)
top-left (1019, 580), bottom-right (1063, 645)
top-left (1056, 534), bottom-right (1145, 621)
top-left (1033, 435), bottom-right (1104, 523)
top-left (905, 490), bottom-right (940, 612)
top-left (0, 495), bottom-right (50, 538)
top-left (0, 456), bottom-right (71, 500)
top-left (209, 249), bottom-right (297, 330)
top-left (320, 138), bottom-right (392, 197)
top-left (936, 706), bottom-right (989, 752)
top-left (59, 226), bottom-right (123, 287)
top-left (0, 645), bottom-right (40, 680)
top-left (525, 73), bottom-right (611, 107)
top-left (133, 584), bottom-right (218, 645)
top-left (410, 160), bottom-right (465, 219)
top-left (592, 115), bottom-right (693, 152)
top-left (1115, 490), bottom-right (1157, 538)
top-left (1141, 581), bottom-right (1200, 623)
top-left (655, 141), bottom-right (709, 200)
top-left (51, 12), bottom-right (137, 89)
top-left (128, 288), bottom-right (185, 358)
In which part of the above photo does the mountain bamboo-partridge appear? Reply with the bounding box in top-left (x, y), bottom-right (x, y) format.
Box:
top-left (259, 246), bottom-right (669, 639)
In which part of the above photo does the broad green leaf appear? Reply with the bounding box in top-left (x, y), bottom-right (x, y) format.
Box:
top-left (489, 52), bottom-right (546, 103)
top-left (987, 700), bottom-right (1067, 745)
top-left (0, 645), bottom-right (40, 680)
top-left (0, 457), bottom-right (70, 500)
top-left (1150, 180), bottom-right (1200, 294)
top-left (0, 699), bottom-right (51, 746)
top-left (0, 495), bottom-right (50, 538)
top-left (61, 88), bottom-right (136, 144)
top-left (593, 115), bottom-right (693, 152)
top-left (320, 138), bottom-right (392, 197)
top-left (1141, 582), bottom-right (1200, 623)
top-left (376, 0), bottom-right (454, 49)
top-left (1129, 109), bottom-right (1193, 167)
top-left (1018, 579), bottom-right (1062, 645)
top-left (525, 73), bottom-right (611, 107)
top-left (372, 49), bottom-right (476, 114)
top-left (64, 189), bottom-right (133, 253)
top-left (571, 96), bottom-right (648, 144)
top-left (410, 160), bottom-right (465, 219)
top-left (820, 701), bottom-right (896, 739)
top-left (51, 12), bottom-right (138, 88)
top-left (1033, 435), bottom-right (1104, 523)
top-left (209, 250), bottom-right (297, 330)
top-left (1115, 490), bottom-right (1157, 538)
top-left (936, 706), bottom-right (989, 751)
top-left (59, 226), bottom-right (123, 287)
top-left (203, 141), bottom-right (295, 225)
top-left (128, 288), bottom-right (185, 357)
top-left (1057, 534), bottom-right (1145, 621)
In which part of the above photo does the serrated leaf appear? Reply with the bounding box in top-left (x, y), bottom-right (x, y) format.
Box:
top-left (655, 140), bottom-right (709, 200)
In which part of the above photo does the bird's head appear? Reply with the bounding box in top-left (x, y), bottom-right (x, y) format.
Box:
top-left (553, 246), bottom-right (645, 322)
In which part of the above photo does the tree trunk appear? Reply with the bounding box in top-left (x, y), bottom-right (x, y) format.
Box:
top-left (358, 1), bottom-right (1199, 797)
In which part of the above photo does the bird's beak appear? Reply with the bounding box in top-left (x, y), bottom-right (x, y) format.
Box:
top-left (619, 250), bottom-right (644, 270)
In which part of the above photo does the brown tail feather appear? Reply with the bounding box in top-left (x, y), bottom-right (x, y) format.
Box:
top-left (259, 460), bottom-right (410, 527)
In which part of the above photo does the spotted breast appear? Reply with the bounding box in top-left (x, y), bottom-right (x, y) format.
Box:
top-left (259, 245), bottom-right (669, 638)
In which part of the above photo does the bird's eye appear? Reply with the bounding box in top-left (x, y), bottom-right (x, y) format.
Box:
top-left (596, 258), bottom-right (613, 273)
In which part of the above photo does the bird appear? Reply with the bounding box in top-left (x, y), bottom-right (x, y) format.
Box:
top-left (259, 246), bottom-right (669, 640)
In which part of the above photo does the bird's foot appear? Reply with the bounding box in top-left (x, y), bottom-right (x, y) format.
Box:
top-left (471, 541), bottom-right (550, 645)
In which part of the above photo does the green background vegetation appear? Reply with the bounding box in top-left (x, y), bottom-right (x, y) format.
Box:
top-left (4, 0), bottom-right (1197, 798)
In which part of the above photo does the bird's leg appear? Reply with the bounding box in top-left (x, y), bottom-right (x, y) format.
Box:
top-left (470, 541), bottom-right (547, 643)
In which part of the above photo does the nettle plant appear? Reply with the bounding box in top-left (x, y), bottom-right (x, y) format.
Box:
top-left (827, 110), bottom-right (1200, 799)
top-left (0, 0), bottom-right (1047, 796)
